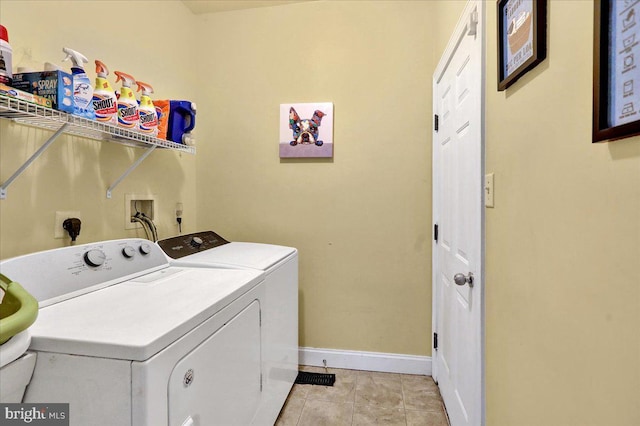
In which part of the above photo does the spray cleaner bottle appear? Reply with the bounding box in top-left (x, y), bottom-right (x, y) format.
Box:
top-left (0, 25), bottom-right (13, 86)
top-left (136, 81), bottom-right (158, 137)
top-left (114, 71), bottom-right (139, 129)
top-left (92, 60), bottom-right (117, 125)
top-left (62, 47), bottom-right (95, 119)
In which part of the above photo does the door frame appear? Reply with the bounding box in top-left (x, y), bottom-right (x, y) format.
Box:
top-left (431, 0), bottom-right (486, 424)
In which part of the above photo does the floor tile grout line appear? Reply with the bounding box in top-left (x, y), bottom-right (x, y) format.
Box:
top-left (302, 397), bottom-right (309, 426)
top-left (401, 374), bottom-right (409, 426)
top-left (351, 369), bottom-right (358, 425)
top-left (295, 391), bottom-right (307, 426)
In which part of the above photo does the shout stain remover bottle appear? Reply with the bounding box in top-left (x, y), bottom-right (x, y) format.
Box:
top-left (114, 70), bottom-right (139, 129)
top-left (92, 60), bottom-right (118, 125)
top-left (136, 81), bottom-right (158, 137)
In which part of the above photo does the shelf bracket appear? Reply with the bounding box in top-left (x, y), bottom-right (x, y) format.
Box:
top-left (106, 146), bottom-right (158, 199)
top-left (1, 123), bottom-right (70, 200)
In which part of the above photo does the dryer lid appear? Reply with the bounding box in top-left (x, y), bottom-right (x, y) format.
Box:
top-left (172, 242), bottom-right (297, 271)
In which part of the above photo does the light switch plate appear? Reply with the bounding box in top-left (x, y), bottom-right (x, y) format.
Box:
top-left (485, 173), bottom-right (494, 208)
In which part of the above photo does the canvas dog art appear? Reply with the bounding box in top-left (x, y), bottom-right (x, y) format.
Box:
top-left (289, 107), bottom-right (326, 146)
top-left (279, 102), bottom-right (333, 158)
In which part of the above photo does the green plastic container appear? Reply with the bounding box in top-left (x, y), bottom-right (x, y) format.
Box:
top-left (0, 274), bottom-right (38, 345)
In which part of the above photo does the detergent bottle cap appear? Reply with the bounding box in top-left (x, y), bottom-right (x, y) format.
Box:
top-left (0, 25), bottom-right (9, 42)
top-left (114, 71), bottom-right (135, 88)
top-left (135, 81), bottom-right (154, 96)
top-left (95, 60), bottom-right (109, 78)
top-left (62, 47), bottom-right (88, 70)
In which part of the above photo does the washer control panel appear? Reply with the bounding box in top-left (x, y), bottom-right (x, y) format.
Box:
top-left (158, 231), bottom-right (230, 259)
top-left (0, 239), bottom-right (168, 306)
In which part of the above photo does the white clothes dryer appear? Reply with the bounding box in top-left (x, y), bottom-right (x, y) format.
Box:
top-left (0, 239), bottom-right (266, 426)
top-left (157, 231), bottom-right (298, 425)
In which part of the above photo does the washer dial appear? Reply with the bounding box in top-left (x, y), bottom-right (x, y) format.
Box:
top-left (191, 236), bottom-right (204, 248)
top-left (122, 246), bottom-right (136, 258)
top-left (84, 249), bottom-right (106, 267)
top-left (139, 243), bottom-right (152, 255)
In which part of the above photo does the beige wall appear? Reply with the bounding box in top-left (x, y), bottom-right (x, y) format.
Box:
top-left (432, 0), bottom-right (467, 60)
top-left (424, 1), bottom-right (639, 424)
top-left (0, 1), bottom-right (199, 258)
top-left (196, 1), bottom-right (435, 355)
top-left (483, 1), bottom-right (640, 425)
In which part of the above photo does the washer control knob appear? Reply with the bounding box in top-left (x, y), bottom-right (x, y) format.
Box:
top-left (84, 249), bottom-right (106, 267)
top-left (139, 243), bottom-right (152, 255)
top-left (191, 237), bottom-right (204, 248)
top-left (122, 246), bottom-right (136, 258)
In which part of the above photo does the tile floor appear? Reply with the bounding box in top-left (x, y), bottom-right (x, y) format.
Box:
top-left (276, 366), bottom-right (450, 426)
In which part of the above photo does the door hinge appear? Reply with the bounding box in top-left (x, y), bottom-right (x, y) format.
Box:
top-left (434, 114), bottom-right (439, 132)
top-left (468, 8), bottom-right (478, 36)
top-left (434, 224), bottom-right (439, 242)
top-left (433, 332), bottom-right (438, 350)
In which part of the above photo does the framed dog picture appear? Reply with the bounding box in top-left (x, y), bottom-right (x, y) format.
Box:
top-left (279, 102), bottom-right (334, 158)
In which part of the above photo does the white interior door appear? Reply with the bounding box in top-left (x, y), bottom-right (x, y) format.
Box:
top-left (432, 1), bottom-right (484, 425)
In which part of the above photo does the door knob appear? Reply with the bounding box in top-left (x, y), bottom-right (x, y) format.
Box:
top-left (454, 272), bottom-right (474, 287)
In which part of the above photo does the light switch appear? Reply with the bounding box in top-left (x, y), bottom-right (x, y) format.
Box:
top-left (485, 173), bottom-right (494, 208)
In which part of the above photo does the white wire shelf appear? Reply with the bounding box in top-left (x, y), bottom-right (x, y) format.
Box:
top-left (0, 94), bottom-right (196, 154)
top-left (0, 94), bottom-right (196, 199)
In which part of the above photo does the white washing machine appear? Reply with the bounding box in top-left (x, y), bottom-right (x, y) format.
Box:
top-left (0, 239), bottom-right (267, 426)
top-left (157, 231), bottom-right (298, 425)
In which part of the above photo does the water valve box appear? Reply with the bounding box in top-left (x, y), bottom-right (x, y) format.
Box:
top-left (12, 70), bottom-right (73, 113)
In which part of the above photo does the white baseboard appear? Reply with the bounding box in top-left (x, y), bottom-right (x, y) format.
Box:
top-left (299, 347), bottom-right (432, 376)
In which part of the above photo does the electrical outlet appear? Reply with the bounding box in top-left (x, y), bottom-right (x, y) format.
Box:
top-left (125, 194), bottom-right (156, 230)
top-left (54, 211), bottom-right (81, 239)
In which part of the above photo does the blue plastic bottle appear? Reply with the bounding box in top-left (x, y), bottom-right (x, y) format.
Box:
top-left (167, 101), bottom-right (196, 144)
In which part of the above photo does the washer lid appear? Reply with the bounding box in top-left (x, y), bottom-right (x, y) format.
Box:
top-left (172, 242), bottom-right (296, 271)
top-left (27, 267), bottom-right (263, 361)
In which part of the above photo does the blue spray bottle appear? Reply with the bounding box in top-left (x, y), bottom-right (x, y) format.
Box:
top-left (62, 47), bottom-right (95, 120)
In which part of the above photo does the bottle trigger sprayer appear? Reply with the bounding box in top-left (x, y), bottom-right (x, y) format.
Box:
top-left (62, 47), bottom-right (95, 119)
top-left (114, 71), bottom-right (139, 129)
top-left (92, 60), bottom-right (118, 125)
top-left (136, 81), bottom-right (158, 136)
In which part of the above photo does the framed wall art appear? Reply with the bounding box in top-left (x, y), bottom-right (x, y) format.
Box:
top-left (497, 0), bottom-right (547, 91)
top-left (279, 102), bottom-right (334, 158)
top-left (593, 0), bottom-right (640, 143)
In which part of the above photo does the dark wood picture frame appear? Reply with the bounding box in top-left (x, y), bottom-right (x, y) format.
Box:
top-left (593, 0), bottom-right (640, 143)
top-left (497, 0), bottom-right (547, 91)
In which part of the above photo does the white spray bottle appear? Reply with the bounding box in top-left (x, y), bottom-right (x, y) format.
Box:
top-left (114, 71), bottom-right (139, 129)
top-left (136, 81), bottom-right (158, 137)
top-left (92, 60), bottom-right (118, 125)
top-left (62, 47), bottom-right (95, 119)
